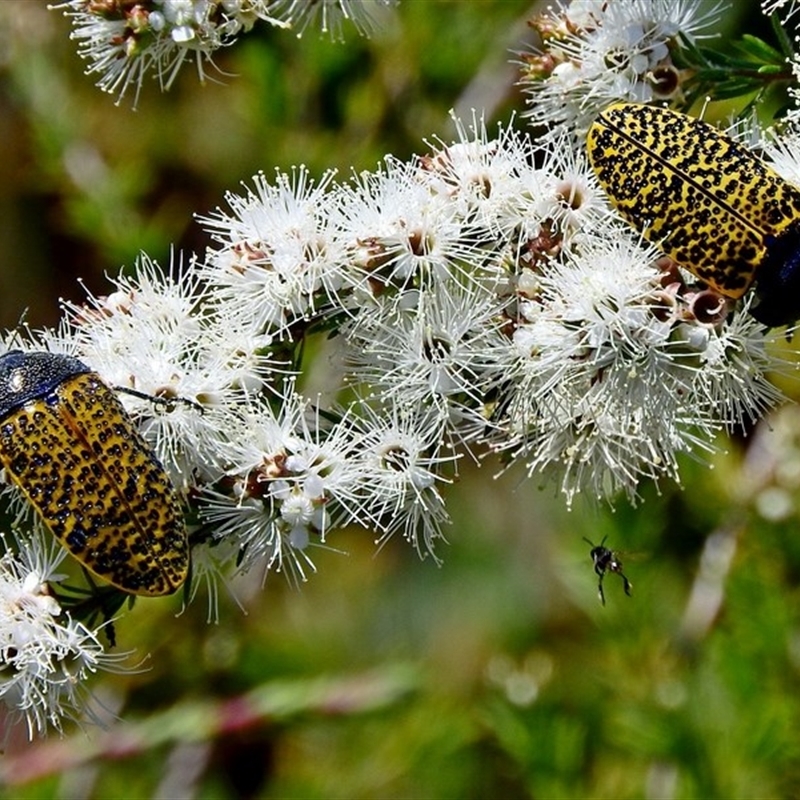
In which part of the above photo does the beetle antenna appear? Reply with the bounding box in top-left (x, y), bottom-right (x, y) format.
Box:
top-left (114, 386), bottom-right (205, 415)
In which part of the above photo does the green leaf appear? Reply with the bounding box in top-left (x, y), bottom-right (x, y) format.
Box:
top-left (737, 34), bottom-right (784, 64)
top-left (757, 64), bottom-right (787, 75)
top-left (771, 12), bottom-right (795, 59)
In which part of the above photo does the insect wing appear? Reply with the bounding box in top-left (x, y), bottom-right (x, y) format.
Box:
top-left (587, 103), bottom-right (800, 299)
top-left (0, 373), bottom-right (188, 596)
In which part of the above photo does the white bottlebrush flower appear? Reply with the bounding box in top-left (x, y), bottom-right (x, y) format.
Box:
top-left (264, 109), bottom-right (790, 507)
top-left (762, 0), bottom-right (800, 21)
top-left (506, 129), bottom-right (613, 245)
top-left (52, 253), bottom-right (283, 489)
top-left (182, 534), bottom-right (243, 623)
top-left (336, 158), bottom-right (491, 291)
top-left (0, 541), bottom-right (126, 738)
top-left (346, 403), bottom-right (456, 560)
top-left (199, 168), bottom-right (348, 336)
top-left (342, 277), bottom-right (513, 449)
top-left (761, 123), bottom-right (800, 186)
top-left (789, 58), bottom-right (800, 124)
top-left (492, 230), bottom-right (786, 505)
top-left (0, 107), bottom-right (789, 638)
top-left (199, 388), bottom-right (364, 584)
top-left (689, 296), bottom-right (790, 430)
top-left (521, 0), bottom-right (721, 136)
top-left (201, 488), bottom-right (320, 586)
top-left (419, 112), bottom-right (534, 235)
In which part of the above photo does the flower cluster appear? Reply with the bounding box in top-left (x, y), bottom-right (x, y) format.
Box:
top-left (10, 0), bottom-right (800, 737)
top-left (519, 0), bottom-right (721, 136)
top-left (8, 102), bottom-right (790, 601)
top-left (50, 0), bottom-right (396, 104)
top-left (0, 534), bottom-right (126, 738)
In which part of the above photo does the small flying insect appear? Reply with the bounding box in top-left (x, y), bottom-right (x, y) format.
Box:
top-left (583, 536), bottom-right (632, 606)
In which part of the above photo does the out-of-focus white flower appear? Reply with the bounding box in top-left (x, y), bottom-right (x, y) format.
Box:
top-left (50, 0), bottom-right (268, 104)
top-left (50, 0), bottom-right (394, 105)
top-left (267, 0), bottom-right (397, 38)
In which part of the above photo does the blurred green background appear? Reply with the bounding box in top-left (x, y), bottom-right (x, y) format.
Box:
top-left (3, 1), bottom-right (800, 798)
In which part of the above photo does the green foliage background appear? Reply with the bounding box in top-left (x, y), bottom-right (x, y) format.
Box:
top-left (2, 1), bottom-right (800, 798)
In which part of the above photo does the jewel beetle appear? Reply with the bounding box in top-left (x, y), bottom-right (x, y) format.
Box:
top-left (0, 350), bottom-right (188, 596)
top-left (587, 102), bottom-right (800, 328)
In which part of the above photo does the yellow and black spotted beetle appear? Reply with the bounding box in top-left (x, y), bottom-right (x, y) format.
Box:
top-left (0, 350), bottom-right (188, 596)
top-left (587, 102), bottom-right (800, 328)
